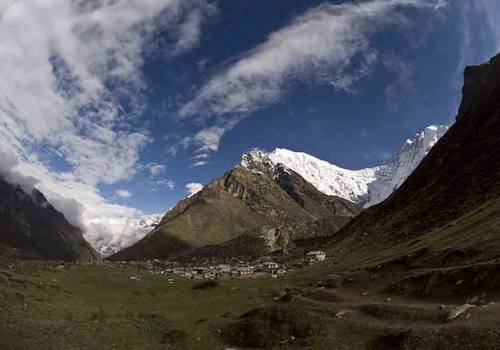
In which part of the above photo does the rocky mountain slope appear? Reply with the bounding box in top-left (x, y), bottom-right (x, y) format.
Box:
top-left (110, 165), bottom-right (360, 261)
top-left (243, 125), bottom-right (448, 208)
top-left (328, 52), bottom-right (500, 269)
top-left (0, 176), bottom-right (98, 261)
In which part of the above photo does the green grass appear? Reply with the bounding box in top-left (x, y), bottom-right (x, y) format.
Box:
top-left (0, 261), bottom-right (384, 350)
top-left (0, 263), bottom-right (299, 349)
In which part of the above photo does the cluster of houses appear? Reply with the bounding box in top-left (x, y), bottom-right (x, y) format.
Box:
top-left (163, 260), bottom-right (285, 279)
top-left (160, 250), bottom-right (326, 280)
top-left (45, 250), bottom-right (327, 282)
top-left (305, 250), bottom-right (326, 264)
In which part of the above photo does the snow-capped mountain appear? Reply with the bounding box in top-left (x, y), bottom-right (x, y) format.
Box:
top-left (241, 125), bottom-right (449, 208)
top-left (137, 213), bottom-right (163, 229)
top-left (365, 125), bottom-right (448, 207)
top-left (241, 148), bottom-right (380, 203)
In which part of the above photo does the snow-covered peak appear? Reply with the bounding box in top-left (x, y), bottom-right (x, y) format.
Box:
top-left (241, 125), bottom-right (449, 207)
top-left (240, 149), bottom-right (277, 176)
top-left (267, 148), bottom-right (380, 203)
top-left (241, 148), bottom-right (379, 203)
top-left (365, 125), bottom-right (448, 207)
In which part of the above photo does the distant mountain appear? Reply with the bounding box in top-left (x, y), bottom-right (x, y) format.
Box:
top-left (242, 149), bottom-right (379, 205)
top-left (242, 125), bottom-right (448, 208)
top-left (109, 165), bottom-right (360, 261)
top-left (0, 176), bottom-right (98, 261)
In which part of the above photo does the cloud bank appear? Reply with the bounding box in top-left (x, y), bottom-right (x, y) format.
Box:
top-left (0, 0), bottom-right (216, 255)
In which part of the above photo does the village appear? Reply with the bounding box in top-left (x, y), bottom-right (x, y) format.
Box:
top-left (161, 250), bottom-right (326, 280)
top-left (22, 250), bottom-right (328, 283)
top-left (105, 250), bottom-right (328, 282)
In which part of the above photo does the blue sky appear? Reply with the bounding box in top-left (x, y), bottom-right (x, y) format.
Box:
top-left (115, 0), bottom-right (499, 213)
top-left (0, 0), bottom-right (499, 253)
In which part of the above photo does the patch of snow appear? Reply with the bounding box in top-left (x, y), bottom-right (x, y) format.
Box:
top-left (138, 214), bottom-right (163, 229)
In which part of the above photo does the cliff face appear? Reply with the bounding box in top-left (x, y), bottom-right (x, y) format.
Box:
top-left (110, 166), bottom-right (361, 261)
top-left (0, 176), bottom-right (98, 261)
top-left (458, 54), bottom-right (500, 120)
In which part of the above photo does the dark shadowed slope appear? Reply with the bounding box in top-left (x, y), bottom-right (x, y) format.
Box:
top-left (329, 53), bottom-right (500, 267)
top-left (110, 166), bottom-right (360, 261)
top-left (0, 176), bottom-right (98, 261)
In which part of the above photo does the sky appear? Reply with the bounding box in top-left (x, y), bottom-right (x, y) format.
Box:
top-left (0, 0), bottom-right (499, 255)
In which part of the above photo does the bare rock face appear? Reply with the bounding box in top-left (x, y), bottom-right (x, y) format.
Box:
top-left (446, 304), bottom-right (474, 322)
top-left (458, 54), bottom-right (500, 120)
top-left (0, 176), bottom-right (98, 261)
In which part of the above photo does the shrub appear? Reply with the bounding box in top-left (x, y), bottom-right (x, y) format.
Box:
top-left (192, 280), bottom-right (219, 290)
top-left (89, 308), bottom-right (106, 322)
top-left (161, 328), bottom-right (187, 345)
top-left (226, 304), bottom-right (324, 347)
top-left (135, 312), bottom-right (170, 337)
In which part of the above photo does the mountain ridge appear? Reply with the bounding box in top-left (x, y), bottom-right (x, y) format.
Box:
top-left (0, 175), bottom-right (99, 261)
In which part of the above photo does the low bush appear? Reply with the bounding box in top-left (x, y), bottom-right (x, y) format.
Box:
top-left (89, 308), bottom-right (106, 322)
top-left (192, 280), bottom-right (219, 290)
top-left (225, 304), bottom-right (324, 347)
top-left (161, 328), bottom-right (187, 345)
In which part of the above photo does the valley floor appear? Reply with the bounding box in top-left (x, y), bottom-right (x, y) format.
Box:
top-left (2, 257), bottom-right (500, 350)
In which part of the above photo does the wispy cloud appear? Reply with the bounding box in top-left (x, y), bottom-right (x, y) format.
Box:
top-left (155, 178), bottom-right (176, 190)
top-left (478, 0), bottom-right (500, 52)
top-left (179, 0), bottom-right (447, 154)
top-left (191, 160), bottom-right (209, 167)
top-left (455, 0), bottom-right (500, 88)
top-left (149, 163), bottom-right (166, 177)
top-left (190, 123), bottom-right (237, 153)
top-left (116, 189), bottom-right (132, 199)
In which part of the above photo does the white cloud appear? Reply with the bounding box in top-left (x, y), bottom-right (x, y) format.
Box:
top-left (0, 0), bottom-right (215, 185)
top-left (0, 0), bottom-right (215, 256)
top-left (193, 153), bottom-right (210, 160)
top-left (192, 124), bottom-right (237, 152)
top-left (191, 160), bottom-right (209, 167)
top-left (116, 189), bottom-right (132, 198)
top-left (170, 2), bottom-right (218, 55)
top-left (179, 0), bottom-right (447, 154)
top-left (186, 182), bottom-right (204, 197)
top-left (156, 178), bottom-right (175, 189)
top-left (149, 164), bottom-right (166, 176)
